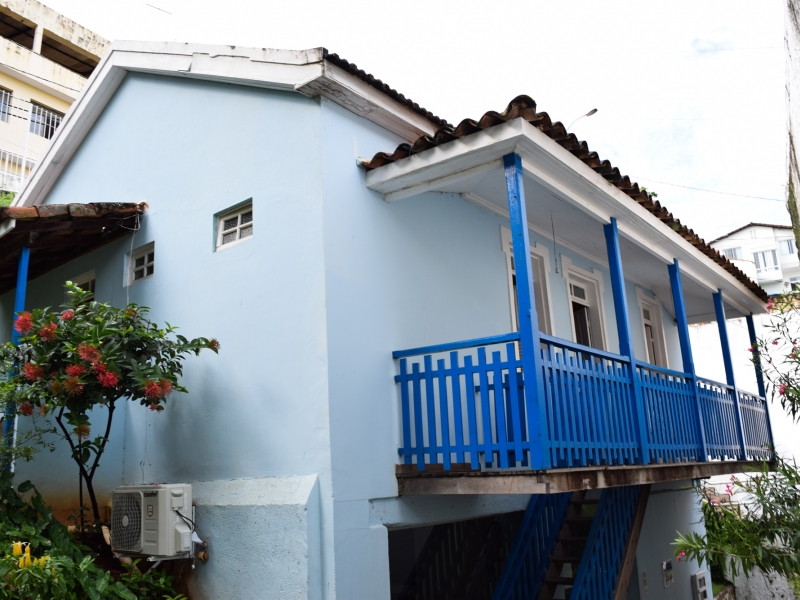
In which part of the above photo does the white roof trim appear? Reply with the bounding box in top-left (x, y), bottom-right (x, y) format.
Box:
top-left (14, 41), bottom-right (439, 209)
top-left (365, 117), bottom-right (765, 316)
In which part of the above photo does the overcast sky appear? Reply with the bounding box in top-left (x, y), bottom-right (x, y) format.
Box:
top-left (44, 0), bottom-right (787, 241)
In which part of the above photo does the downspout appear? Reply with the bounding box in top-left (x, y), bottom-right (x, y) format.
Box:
top-left (3, 246), bottom-right (30, 472)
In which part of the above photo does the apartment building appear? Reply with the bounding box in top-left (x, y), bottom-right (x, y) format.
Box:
top-left (0, 0), bottom-right (107, 191)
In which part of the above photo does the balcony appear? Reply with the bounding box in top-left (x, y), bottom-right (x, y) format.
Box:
top-left (373, 144), bottom-right (774, 493)
top-left (393, 332), bottom-right (771, 475)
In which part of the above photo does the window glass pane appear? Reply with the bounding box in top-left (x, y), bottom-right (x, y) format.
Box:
top-left (147, 252), bottom-right (154, 263)
top-left (222, 231), bottom-right (237, 245)
top-left (134, 269), bottom-right (144, 280)
top-left (146, 265), bottom-right (154, 276)
top-left (642, 308), bottom-right (651, 321)
top-left (241, 211), bottom-right (253, 224)
top-left (223, 217), bottom-right (238, 231)
top-left (135, 256), bottom-right (145, 268)
top-left (240, 225), bottom-right (253, 238)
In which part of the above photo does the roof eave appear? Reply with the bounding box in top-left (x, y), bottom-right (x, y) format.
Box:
top-left (14, 41), bottom-right (442, 209)
top-left (364, 117), bottom-right (768, 315)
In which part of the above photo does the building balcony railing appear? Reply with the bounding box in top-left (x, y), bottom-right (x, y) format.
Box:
top-left (393, 332), bottom-right (772, 472)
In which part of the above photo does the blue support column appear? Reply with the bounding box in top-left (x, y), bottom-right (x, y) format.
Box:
top-left (746, 314), bottom-right (774, 453)
top-left (668, 260), bottom-right (707, 461)
top-left (745, 314), bottom-right (766, 398)
top-left (603, 218), bottom-right (650, 464)
top-left (714, 290), bottom-right (747, 459)
top-left (503, 153), bottom-right (549, 469)
top-left (3, 247), bottom-right (30, 471)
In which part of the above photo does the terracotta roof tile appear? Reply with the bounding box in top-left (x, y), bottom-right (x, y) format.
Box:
top-left (361, 95), bottom-right (768, 303)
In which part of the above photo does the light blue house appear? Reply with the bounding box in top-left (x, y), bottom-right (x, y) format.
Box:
top-left (0, 42), bottom-right (774, 599)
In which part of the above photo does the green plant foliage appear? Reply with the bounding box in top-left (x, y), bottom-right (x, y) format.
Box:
top-left (0, 473), bottom-right (177, 599)
top-left (0, 283), bottom-right (219, 523)
top-left (674, 292), bottom-right (800, 579)
top-left (676, 458), bottom-right (800, 579)
top-left (0, 191), bottom-right (14, 208)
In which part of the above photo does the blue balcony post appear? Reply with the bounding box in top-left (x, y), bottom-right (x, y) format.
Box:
top-left (746, 314), bottom-right (774, 453)
top-left (603, 218), bottom-right (650, 464)
top-left (3, 247), bottom-right (30, 471)
top-left (714, 290), bottom-right (747, 459)
top-left (668, 260), bottom-right (707, 461)
top-left (502, 153), bottom-right (548, 470)
top-left (745, 315), bottom-right (766, 398)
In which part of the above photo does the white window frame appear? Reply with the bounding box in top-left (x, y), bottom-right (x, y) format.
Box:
top-left (780, 239), bottom-right (797, 256)
top-left (753, 249), bottom-right (779, 274)
top-left (128, 242), bottom-right (154, 285)
top-left (636, 288), bottom-right (669, 368)
top-left (561, 255), bottom-right (609, 351)
top-left (215, 201), bottom-right (253, 251)
top-left (70, 270), bottom-right (96, 302)
top-left (721, 247), bottom-right (742, 260)
top-left (500, 226), bottom-right (554, 335)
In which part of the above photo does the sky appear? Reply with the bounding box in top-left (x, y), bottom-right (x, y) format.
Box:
top-left (44, 0), bottom-right (788, 241)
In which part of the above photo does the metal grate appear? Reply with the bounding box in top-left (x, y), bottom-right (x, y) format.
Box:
top-left (111, 492), bottom-right (142, 552)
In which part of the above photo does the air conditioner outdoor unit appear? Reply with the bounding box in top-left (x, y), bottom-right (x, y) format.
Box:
top-left (111, 484), bottom-right (193, 558)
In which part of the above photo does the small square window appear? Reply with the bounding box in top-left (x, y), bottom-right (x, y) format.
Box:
top-left (129, 244), bottom-right (154, 284)
top-left (216, 203), bottom-right (253, 250)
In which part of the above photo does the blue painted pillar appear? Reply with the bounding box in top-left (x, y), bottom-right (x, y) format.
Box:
top-left (502, 153), bottom-right (548, 469)
top-left (603, 218), bottom-right (650, 464)
top-left (745, 314), bottom-right (774, 454)
top-left (4, 247), bottom-right (30, 471)
top-left (714, 290), bottom-right (747, 459)
top-left (668, 260), bottom-right (707, 461)
top-left (745, 314), bottom-right (766, 398)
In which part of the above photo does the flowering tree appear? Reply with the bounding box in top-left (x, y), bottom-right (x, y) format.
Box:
top-left (675, 293), bottom-right (800, 579)
top-left (0, 283), bottom-right (218, 523)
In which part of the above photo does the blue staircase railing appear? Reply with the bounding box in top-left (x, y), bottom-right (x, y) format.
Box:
top-left (491, 492), bottom-right (572, 600)
top-left (394, 331), bottom-right (773, 471)
top-left (571, 486), bottom-right (641, 600)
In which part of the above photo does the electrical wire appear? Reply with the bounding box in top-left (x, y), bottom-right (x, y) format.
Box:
top-left (628, 175), bottom-right (783, 202)
top-left (176, 509), bottom-right (195, 532)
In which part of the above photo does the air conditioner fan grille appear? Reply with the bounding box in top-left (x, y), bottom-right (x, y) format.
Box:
top-left (111, 492), bottom-right (142, 552)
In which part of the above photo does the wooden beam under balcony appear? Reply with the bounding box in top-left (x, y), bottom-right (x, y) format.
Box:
top-left (396, 460), bottom-right (769, 495)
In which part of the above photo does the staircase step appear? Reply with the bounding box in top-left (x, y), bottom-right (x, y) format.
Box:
top-left (551, 555), bottom-right (582, 563)
top-left (544, 576), bottom-right (575, 585)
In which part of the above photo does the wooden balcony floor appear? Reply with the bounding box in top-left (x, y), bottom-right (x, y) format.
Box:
top-left (396, 460), bottom-right (769, 495)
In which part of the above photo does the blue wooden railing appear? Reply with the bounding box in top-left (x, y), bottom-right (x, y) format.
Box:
top-left (491, 492), bottom-right (572, 600)
top-left (394, 333), bottom-right (773, 471)
top-left (571, 486), bottom-right (641, 600)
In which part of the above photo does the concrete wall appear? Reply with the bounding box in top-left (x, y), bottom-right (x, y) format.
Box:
top-left (631, 482), bottom-right (709, 600)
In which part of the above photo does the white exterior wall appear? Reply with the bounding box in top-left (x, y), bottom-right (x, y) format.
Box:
top-left (1, 72), bottom-right (706, 598)
top-left (712, 224), bottom-right (800, 295)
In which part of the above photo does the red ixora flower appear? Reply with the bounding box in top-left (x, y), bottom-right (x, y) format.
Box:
top-left (63, 377), bottom-right (84, 396)
top-left (766, 300), bottom-right (775, 311)
top-left (677, 551), bottom-right (686, 562)
top-left (38, 322), bottom-right (57, 342)
top-left (159, 379), bottom-right (173, 396)
top-left (61, 310), bottom-right (75, 321)
top-left (21, 363), bottom-right (44, 382)
top-left (74, 424), bottom-right (90, 439)
top-left (13, 312), bottom-right (33, 334)
top-left (772, 340), bottom-right (779, 345)
top-left (77, 343), bottom-right (101, 363)
top-left (148, 403), bottom-right (164, 412)
top-left (143, 380), bottom-right (164, 400)
top-left (780, 383), bottom-right (788, 396)
top-left (97, 370), bottom-right (120, 388)
top-left (18, 403), bottom-right (33, 416)
top-left (747, 346), bottom-right (755, 353)
top-left (38, 403), bottom-right (47, 417)
top-left (65, 364), bottom-right (86, 377)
